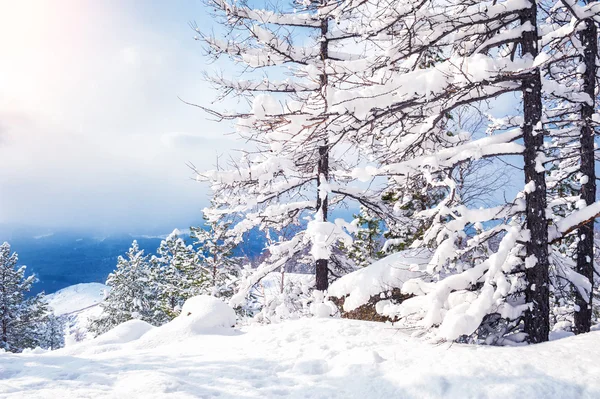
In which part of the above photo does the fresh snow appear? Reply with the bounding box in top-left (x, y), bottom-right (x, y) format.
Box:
top-left (1, 317), bottom-right (599, 398)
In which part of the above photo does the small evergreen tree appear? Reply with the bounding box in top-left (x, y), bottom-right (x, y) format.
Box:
top-left (380, 177), bottom-right (447, 253)
top-left (190, 217), bottom-right (241, 298)
top-left (151, 230), bottom-right (211, 319)
top-left (346, 206), bottom-right (384, 267)
top-left (37, 313), bottom-right (66, 350)
top-left (90, 241), bottom-right (164, 336)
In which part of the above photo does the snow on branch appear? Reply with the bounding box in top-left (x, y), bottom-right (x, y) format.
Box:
top-left (208, 0), bottom-right (323, 28)
top-left (550, 201), bottom-right (600, 242)
top-left (349, 128), bottom-right (524, 181)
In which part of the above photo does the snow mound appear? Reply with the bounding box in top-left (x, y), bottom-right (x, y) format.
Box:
top-left (45, 283), bottom-right (107, 315)
top-left (63, 319), bottom-right (155, 356)
top-left (94, 319), bottom-right (155, 346)
top-left (135, 295), bottom-right (237, 349)
top-left (180, 295), bottom-right (237, 329)
top-left (328, 249), bottom-right (433, 311)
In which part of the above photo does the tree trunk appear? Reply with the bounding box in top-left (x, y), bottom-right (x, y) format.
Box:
top-left (521, 2), bottom-right (550, 343)
top-left (1, 316), bottom-right (6, 348)
top-left (574, 4), bottom-right (598, 334)
top-left (315, 13), bottom-right (330, 292)
top-left (316, 145), bottom-right (330, 291)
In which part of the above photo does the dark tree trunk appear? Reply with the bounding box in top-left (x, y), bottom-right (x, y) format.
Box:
top-left (316, 144), bottom-right (330, 291)
top-left (574, 5), bottom-right (598, 334)
top-left (1, 317), bottom-right (6, 348)
top-left (315, 13), bottom-right (330, 292)
top-left (521, 2), bottom-right (550, 343)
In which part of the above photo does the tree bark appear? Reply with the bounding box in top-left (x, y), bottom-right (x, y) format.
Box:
top-left (521, 2), bottom-right (550, 343)
top-left (316, 144), bottom-right (330, 291)
top-left (315, 12), bottom-right (330, 292)
top-left (574, 4), bottom-right (597, 334)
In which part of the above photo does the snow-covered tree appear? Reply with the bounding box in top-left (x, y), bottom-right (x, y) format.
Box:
top-left (187, 0), bottom-right (600, 343)
top-left (37, 314), bottom-right (66, 351)
top-left (0, 242), bottom-right (51, 352)
top-left (151, 231), bottom-right (211, 319)
top-left (539, 0), bottom-right (600, 335)
top-left (193, 0), bottom-right (398, 307)
top-left (345, 206), bottom-right (384, 267)
top-left (190, 215), bottom-right (242, 298)
top-left (319, 0), bottom-right (580, 343)
top-left (90, 241), bottom-right (164, 336)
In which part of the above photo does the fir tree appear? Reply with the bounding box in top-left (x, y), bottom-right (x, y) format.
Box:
top-left (0, 242), bottom-right (51, 352)
top-left (151, 231), bottom-right (211, 319)
top-left (90, 241), bottom-right (164, 336)
top-left (37, 314), bottom-right (66, 351)
top-left (190, 216), bottom-right (241, 298)
top-left (346, 206), bottom-right (384, 267)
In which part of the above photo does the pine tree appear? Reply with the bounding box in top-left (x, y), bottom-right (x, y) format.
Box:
top-left (0, 242), bottom-right (51, 352)
top-left (540, 0), bottom-right (599, 335)
top-left (190, 216), bottom-right (241, 298)
top-left (346, 206), bottom-right (384, 267)
top-left (320, 0), bottom-right (563, 343)
top-left (90, 240), bottom-right (165, 336)
top-left (151, 231), bottom-right (211, 319)
top-left (37, 314), bottom-right (66, 350)
top-left (569, 0), bottom-right (598, 335)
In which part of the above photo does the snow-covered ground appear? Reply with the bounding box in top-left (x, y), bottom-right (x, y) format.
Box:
top-left (1, 310), bottom-right (599, 398)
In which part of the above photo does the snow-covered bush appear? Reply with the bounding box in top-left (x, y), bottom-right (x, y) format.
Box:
top-left (253, 274), bottom-right (314, 323)
top-left (328, 249), bottom-right (433, 322)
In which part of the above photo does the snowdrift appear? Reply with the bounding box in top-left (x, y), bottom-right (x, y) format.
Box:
top-left (63, 295), bottom-right (237, 356)
top-left (134, 295), bottom-right (238, 350)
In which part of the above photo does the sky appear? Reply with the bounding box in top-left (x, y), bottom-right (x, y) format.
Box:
top-left (0, 0), bottom-right (237, 234)
top-left (0, 0), bottom-right (526, 237)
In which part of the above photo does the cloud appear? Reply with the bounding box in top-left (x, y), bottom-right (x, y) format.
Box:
top-left (0, 1), bottom-right (236, 233)
top-left (160, 131), bottom-right (234, 149)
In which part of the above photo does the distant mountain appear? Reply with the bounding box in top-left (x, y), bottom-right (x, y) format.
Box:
top-left (1, 228), bottom-right (267, 296)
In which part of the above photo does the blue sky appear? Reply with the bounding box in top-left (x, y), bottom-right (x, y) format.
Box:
top-left (0, 0), bottom-right (236, 234)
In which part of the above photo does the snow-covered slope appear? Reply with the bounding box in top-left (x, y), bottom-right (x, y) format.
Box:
top-left (45, 282), bottom-right (107, 315)
top-left (45, 283), bottom-right (108, 345)
top-left (1, 316), bottom-right (599, 398)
